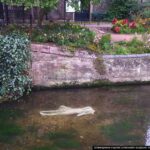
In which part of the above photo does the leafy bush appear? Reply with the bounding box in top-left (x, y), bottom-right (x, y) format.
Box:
top-left (142, 9), bottom-right (150, 19)
top-left (0, 32), bottom-right (31, 101)
top-left (92, 12), bottom-right (107, 22)
top-left (31, 23), bottom-right (95, 48)
top-left (131, 2), bottom-right (150, 19)
top-left (0, 24), bottom-right (28, 35)
top-left (99, 34), bottom-right (111, 50)
top-left (1, 23), bottom-right (95, 51)
top-left (107, 0), bottom-right (140, 20)
top-left (131, 3), bottom-right (150, 27)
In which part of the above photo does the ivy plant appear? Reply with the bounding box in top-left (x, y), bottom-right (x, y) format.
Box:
top-left (0, 32), bottom-right (32, 102)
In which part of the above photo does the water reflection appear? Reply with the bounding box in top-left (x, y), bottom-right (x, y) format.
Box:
top-left (145, 124), bottom-right (150, 146)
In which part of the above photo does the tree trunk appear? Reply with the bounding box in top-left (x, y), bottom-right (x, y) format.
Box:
top-left (37, 8), bottom-right (46, 27)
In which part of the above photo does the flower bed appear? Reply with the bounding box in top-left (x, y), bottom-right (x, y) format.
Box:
top-left (31, 23), bottom-right (95, 49)
top-left (0, 23), bottom-right (95, 50)
top-left (112, 18), bottom-right (149, 34)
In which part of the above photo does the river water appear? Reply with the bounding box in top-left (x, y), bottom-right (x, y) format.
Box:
top-left (0, 85), bottom-right (150, 150)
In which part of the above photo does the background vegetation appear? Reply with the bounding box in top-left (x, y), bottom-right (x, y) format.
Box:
top-left (107, 0), bottom-right (140, 20)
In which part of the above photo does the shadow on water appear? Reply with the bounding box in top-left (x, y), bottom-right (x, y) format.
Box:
top-left (0, 85), bottom-right (150, 149)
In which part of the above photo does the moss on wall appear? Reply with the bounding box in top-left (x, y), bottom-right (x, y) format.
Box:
top-left (94, 57), bottom-right (106, 75)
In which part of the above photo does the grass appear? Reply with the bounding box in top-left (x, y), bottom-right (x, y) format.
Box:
top-left (101, 37), bottom-right (150, 55)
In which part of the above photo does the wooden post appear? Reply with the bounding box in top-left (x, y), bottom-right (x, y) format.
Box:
top-left (5, 5), bottom-right (9, 25)
top-left (31, 8), bottom-right (35, 24)
top-left (89, 1), bottom-right (93, 22)
top-left (1, 3), bottom-right (5, 24)
top-left (64, 0), bottom-right (66, 22)
top-left (72, 12), bottom-right (75, 22)
top-left (30, 11), bottom-right (33, 29)
top-left (22, 5), bottom-right (25, 24)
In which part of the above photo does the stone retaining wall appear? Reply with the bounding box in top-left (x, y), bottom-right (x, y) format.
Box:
top-left (30, 43), bottom-right (150, 87)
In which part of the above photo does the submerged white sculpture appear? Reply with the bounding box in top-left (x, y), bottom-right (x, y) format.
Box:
top-left (40, 105), bottom-right (95, 117)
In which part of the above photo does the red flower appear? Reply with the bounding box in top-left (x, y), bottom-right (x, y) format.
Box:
top-left (112, 18), bottom-right (118, 24)
top-left (114, 26), bottom-right (120, 33)
top-left (129, 21), bottom-right (136, 28)
top-left (122, 19), bottom-right (128, 25)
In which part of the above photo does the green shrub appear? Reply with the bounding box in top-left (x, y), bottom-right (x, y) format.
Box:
top-left (1, 23), bottom-right (95, 52)
top-left (0, 24), bottom-right (25, 35)
top-left (132, 3), bottom-right (150, 19)
top-left (31, 31), bottom-right (48, 43)
top-left (99, 34), bottom-right (111, 50)
top-left (47, 23), bottom-right (95, 48)
top-left (142, 9), bottom-right (150, 19)
top-left (107, 0), bottom-right (140, 20)
top-left (0, 32), bottom-right (31, 101)
top-left (114, 46), bottom-right (129, 55)
top-left (92, 12), bottom-right (107, 22)
top-left (31, 23), bottom-right (95, 48)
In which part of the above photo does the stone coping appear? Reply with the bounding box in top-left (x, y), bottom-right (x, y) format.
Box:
top-left (103, 53), bottom-right (150, 59)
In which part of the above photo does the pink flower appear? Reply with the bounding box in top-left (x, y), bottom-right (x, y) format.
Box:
top-left (122, 19), bottom-right (128, 25)
top-left (129, 21), bottom-right (137, 28)
top-left (114, 26), bottom-right (120, 33)
top-left (112, 18), bottom-right (118, 24)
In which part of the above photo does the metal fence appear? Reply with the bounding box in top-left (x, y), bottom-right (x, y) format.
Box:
top-left (0, 3), bottom-right (34, 25)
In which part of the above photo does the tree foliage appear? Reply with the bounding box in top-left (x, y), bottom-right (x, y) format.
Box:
top-left (0, 0), bottom-right (101, 9)
top-left (0, 0), bottom-right (59, 9)
top-left (107, 0), bottom-right (140, 20)
top-left (0, 0), bottom-right (102, 26)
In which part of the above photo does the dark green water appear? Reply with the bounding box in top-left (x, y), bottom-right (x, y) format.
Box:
top-left (0, 85), bottom-right (150, 150)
